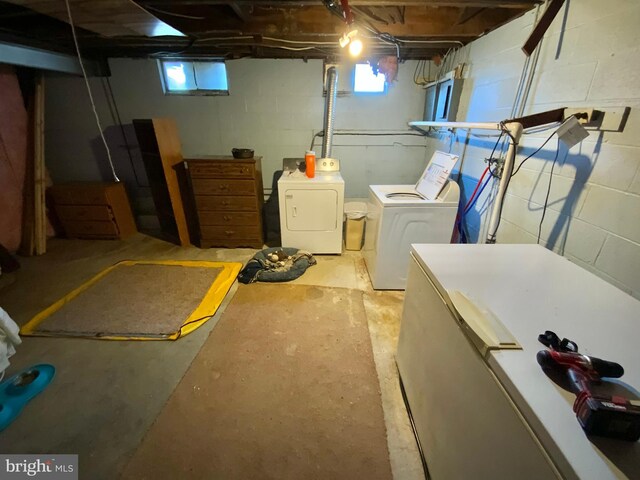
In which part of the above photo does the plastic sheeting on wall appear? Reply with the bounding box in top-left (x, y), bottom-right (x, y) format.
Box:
top-left (0, 64), bottom-right (27, 253)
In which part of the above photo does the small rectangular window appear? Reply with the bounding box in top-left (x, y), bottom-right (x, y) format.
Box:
top-left (159, 59), bottom-right (229, 95)
top-left (353, 63), bottom-right (386, 94)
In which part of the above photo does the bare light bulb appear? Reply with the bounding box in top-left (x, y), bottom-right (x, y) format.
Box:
top-left (348, 38), bottom-right (363, 57)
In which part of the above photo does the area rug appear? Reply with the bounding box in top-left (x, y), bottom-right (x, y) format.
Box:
top-left (121, 284), bottom-right (393, 479)
top-left (20, 260), bottom-right (241, 340)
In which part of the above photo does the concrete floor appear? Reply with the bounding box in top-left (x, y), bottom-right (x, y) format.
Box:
top-left (0, 234), bottom-right (423, 480)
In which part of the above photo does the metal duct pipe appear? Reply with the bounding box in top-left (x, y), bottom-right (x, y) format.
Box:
top-left (322, 67), bottom-right (338, 158)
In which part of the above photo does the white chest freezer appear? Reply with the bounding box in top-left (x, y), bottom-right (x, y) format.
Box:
top-left (397, 244), bottom-right (640, 479)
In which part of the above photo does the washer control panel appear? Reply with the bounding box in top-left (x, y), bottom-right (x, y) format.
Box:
top-left (316, 157), bottom-right (340, 172)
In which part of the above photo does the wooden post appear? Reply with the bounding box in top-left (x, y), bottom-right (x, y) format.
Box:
top-left (34, 72), bottom-right (46, 255)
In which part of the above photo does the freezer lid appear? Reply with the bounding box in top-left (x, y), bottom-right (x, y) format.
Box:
top-left (410, 244), bottom-right (640, 480)
top-left (447, 290), bottom-right (521, 356)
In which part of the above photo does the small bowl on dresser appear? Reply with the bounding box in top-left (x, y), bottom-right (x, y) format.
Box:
top-left (232, 148), bottom-right (254, 159)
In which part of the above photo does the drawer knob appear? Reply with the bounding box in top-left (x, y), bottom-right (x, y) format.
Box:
top-left (225, 230), bottom-right (235, 236)
top-left (223, 215), bottom-right (231, 221)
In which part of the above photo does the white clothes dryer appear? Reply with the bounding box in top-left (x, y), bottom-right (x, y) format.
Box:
top-left (278, 169), bottom-right (345, 254)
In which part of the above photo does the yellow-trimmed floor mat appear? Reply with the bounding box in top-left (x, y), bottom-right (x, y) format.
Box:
top-left (21, 260), bottom-right (242, 340)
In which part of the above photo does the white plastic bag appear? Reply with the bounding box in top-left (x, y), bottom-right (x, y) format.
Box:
top-left (344, 201), bottom-right (367, 220)
top-left (0, 307), bottom-right (21, 378)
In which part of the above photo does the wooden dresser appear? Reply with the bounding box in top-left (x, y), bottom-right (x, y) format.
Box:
top-left (50, 182), bottom-right (137, 240)
top-left (182, 156), bottom-right (264, 249)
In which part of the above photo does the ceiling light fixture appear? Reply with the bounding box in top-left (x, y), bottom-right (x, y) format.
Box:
top-left (336, 0), bottom-right (363, 57)
top-left (348, 37), bottom-right (363, 57)
top-left (339, 28), bottom-right (356, 48)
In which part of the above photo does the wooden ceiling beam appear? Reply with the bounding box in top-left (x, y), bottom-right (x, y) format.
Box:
top-left (228, 3), bottom-right (250, 22)
top-left (456, 6), bottom-right (484, 24)
top-left (139, 5), bottom-right (520, 38)
top-left (2, 0), bottom-right (174, 37)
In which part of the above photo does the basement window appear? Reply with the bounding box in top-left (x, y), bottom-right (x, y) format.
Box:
top-left (158, 59), bottom-right (229, 95)
top-left (353, 63), bottom-right (386, 94)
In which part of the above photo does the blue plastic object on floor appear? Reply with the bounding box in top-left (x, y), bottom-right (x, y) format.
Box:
top-left (0, 364), bottom-right (55, 431)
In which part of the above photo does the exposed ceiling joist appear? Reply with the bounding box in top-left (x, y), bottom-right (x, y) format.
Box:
top-left (0, 0), bottom-right (539, 60)
top-left (228, 2), bottom-right (250, 22)
top-left (456, 6), bottom-right (484, 24)
top-left (2, 0), bottom-right (178, 37)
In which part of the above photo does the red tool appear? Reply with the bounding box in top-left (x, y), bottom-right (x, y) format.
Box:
top-left (537, 349), bottom-right (640, 441)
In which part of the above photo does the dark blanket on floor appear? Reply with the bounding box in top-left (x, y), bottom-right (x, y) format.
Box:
top-left (238, 247), bottom-right (316, 284)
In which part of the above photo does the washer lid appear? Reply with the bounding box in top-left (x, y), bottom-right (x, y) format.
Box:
top-left (415, 151), bottom-right (459, 200)
top-left (369, 185), bottom-right (453, 207)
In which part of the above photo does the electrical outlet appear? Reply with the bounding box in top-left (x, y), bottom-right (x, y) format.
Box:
top-left (564, 107), bottom-right (630, 132)
top-left (564, 108), bottom-right (595, 124)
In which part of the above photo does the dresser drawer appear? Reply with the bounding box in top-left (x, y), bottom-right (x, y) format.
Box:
top-left (195, 195), bottom-right (258, 212)
top-left (198, 211), bottom-right (260, 226)
top-left (189, 162), bottom-right (254, 179)
top-left (191, 179), bottom-right (256, 196)
top-left (62, 220), bottom-right (119, 238)
top-left (50, 186), bottom-right (109, 205)
top-left (200, 225), bottom-right (262, 240)
top-left (55, 205), bottom-right (114, 222)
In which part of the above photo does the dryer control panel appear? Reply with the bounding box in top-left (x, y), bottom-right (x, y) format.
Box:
top-left (316, 158), bottom-right (340, 172)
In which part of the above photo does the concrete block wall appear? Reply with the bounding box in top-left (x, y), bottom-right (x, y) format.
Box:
top-left (44, 58), bottom-right (429, 199)
top-left (425, 1), bottom-right (640, 298)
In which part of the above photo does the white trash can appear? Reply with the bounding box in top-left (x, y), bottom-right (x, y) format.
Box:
top-left (344, 202), bottom-right (367, 251)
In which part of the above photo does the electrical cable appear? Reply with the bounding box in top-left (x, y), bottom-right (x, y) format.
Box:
top-left (537, 137), bottom-right (561, 244)
top-left (310, 130), bottom-right (424, 151)
top-left (262, 36), bottom-right (336, 45)
top-left (200, 42), bottom-right (321, 51)
top-left (413, 60), bottom-right (422, 85)
top-left (145, 5), bottom-right (206, 20)
top-left (64, 0), bottom-right (119, 182)
top-left (510, 118), bottom-right (568, 178)
top-left (460, 130), bottom-right (502, 210)
top-left (464, 172), bottom-right (493, 215)
top-left (103, 77), bottom-right (148, 187)
top-left (462, 166), bottom-right (490, 213)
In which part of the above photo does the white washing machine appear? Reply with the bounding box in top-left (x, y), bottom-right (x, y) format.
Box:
top-left (363, 180), bottom-right (459, 289)
top-left (278, 165), bottom-right (345, 254)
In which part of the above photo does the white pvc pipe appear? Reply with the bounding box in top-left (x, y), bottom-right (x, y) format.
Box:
top-left (408, 119), bottom-right (524, 244)
top-left (485, 121), bottom-right (523, 244)
top-left (409, 121), bottom-right (502, 131)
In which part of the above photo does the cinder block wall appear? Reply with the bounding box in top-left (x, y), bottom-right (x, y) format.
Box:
top-left (426, 1), bottom-right (640, 298)
top-left (44, 58), bottom-right (428, 199)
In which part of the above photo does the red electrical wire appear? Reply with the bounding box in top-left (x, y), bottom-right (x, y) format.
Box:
top-left (463, 166), bottom-right (490, 212)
